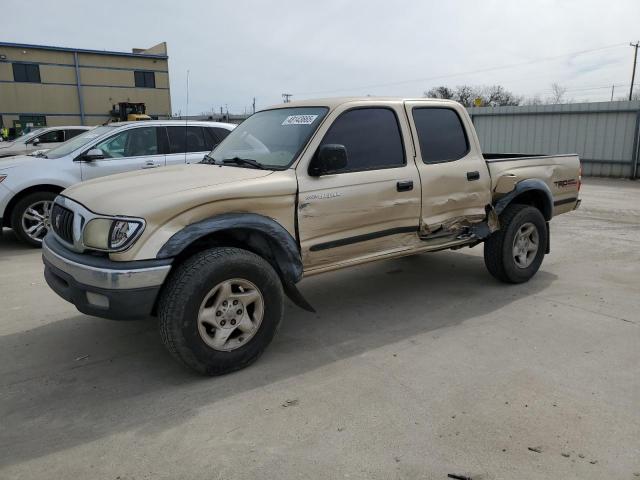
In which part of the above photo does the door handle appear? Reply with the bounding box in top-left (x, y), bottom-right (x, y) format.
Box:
top-left (466, 171), bottom-right (480, 181)
top-left (397, 180), bottom-right (414, 192)
top-left (142, 162), bottom-right (159, 169)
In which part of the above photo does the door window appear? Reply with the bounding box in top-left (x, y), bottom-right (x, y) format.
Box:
top-left (64, 129), bottom-right (87, 141)
top-left (94, 127), bottom-right (158, 158)
top-left (412, 108), bottom-right (469, 163)
top-left (318, 108), bottom-right (405, 173)
top-left (166, 126), bottom-right (208, 153)
top-left (36, 130), bottom-right (64, 143)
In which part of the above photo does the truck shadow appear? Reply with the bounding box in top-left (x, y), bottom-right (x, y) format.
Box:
top-left (0, 250), bottom-right (557, 467)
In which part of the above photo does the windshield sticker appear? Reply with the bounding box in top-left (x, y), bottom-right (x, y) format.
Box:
top-left (282, 115), bottom-right (318, 126)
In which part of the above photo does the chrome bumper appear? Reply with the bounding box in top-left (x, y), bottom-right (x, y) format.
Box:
top-left (42, 237), bottom-right (171, 290)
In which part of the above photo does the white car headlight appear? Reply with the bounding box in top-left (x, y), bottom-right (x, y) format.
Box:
top-left (83, 218), bottom-right (144, 251)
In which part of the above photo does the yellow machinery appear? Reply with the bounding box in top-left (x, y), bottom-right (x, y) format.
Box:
top-left (110, 102), bottom-right (151, 122)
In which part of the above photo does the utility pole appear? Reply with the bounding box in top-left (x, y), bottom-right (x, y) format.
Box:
top-left (630, 41), bottom-right (639, 101)
top-left (252, 97), bottom-right (256, 114)
top-left (282, 93), bottom-right (292, 103)
top-left (611, 84), bottom-right (615, 101)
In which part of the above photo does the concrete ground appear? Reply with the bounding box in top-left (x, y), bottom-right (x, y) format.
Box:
top-left (0, 178), bottom-right (638, 480)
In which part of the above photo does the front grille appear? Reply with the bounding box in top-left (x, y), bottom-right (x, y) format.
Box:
top-left (51, 204), bottom-right (74, 244)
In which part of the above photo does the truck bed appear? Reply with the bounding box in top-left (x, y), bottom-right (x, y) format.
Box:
top-left (485, 153), bottom-right (581, 215)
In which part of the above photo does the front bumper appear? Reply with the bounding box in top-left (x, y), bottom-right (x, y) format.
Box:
top-left (42, 235), bottom-right (172, 320)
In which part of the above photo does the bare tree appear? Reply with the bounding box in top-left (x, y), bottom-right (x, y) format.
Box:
top-left (549, 83), bottom-right (567, 104)
top-left (424, 84), bottom-right (522, 107)
top-left (423, 86), bottom-right (455, 99)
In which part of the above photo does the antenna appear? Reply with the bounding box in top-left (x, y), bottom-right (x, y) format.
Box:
top-left (184, 69), bottom-right (189, 164)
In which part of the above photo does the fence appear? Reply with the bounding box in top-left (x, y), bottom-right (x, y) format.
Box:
top-left (467, 101), bottom-right (640, 179)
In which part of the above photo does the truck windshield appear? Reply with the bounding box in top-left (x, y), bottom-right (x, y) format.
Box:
top-left (209, 107), bottom-right (328, 169)
top-left (45, 126), bottom-right (115, 159)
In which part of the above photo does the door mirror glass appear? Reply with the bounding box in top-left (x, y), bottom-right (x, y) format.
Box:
top-left (309, 144), bottom-right (348, 176)
top-left (83, 148), bottom-right (105, 161)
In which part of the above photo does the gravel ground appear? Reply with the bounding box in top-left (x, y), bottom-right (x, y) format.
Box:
top-left (0, 177), bottom-right (638, 480)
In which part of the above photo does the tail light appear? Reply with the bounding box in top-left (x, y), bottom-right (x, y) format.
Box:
top-left (578, 164), bottom-right (582, 191)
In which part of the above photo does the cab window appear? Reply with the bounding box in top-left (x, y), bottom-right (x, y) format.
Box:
top-left (412, 108), bottom-right (469, 163)
top-left (318, 108), bottom-right (405, 173)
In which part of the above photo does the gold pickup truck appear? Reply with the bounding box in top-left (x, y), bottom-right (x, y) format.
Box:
top-left (42, 97), bottom-right (581, 375)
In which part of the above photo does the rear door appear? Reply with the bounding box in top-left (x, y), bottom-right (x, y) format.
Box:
top-left (80, 126), bottom-right (164, 180)
top-left (404, 101), bottom-right (492, 234)
top-left (165, 126), bottom-right (211, 165)
top-left (297, 103), bottom-right (422, 270)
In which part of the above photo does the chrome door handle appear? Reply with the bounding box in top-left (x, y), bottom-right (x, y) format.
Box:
top-left (142, 162), bottom-right (159, 169)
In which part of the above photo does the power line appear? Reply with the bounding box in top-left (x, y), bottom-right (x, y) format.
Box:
top-left (294, 42), bottom-right (627, 96)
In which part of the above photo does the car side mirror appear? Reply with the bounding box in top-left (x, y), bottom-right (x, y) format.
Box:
top-left (309, 144), bottom-right (348, 176)
top-left (83, 148), bottom-right (105, 161)
top-left (31, 138), bottom-right (40, 146)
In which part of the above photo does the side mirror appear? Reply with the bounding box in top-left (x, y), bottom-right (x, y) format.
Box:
top-left (309, 144), bottom-right (348, 176)
top-left (83, 148), bottom-right (105, 161)
top-left (31, 138), bottom-right (40, 146)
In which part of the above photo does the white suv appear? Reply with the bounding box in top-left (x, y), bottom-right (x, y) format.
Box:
top-left (0, 120), bottom-right (235, 246)
top-left (0, 126), bottom-right (92, 158)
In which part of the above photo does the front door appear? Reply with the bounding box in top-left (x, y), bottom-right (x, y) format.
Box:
top-left (297, 104), bottom-right (422, 271)
top-left (403, 101), bottom-right (492, 235)
top-left (80, 126), bottom-right (165, 181)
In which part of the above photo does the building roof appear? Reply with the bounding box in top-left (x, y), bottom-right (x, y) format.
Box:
top-left (0, 41), bottom-right (168, 59)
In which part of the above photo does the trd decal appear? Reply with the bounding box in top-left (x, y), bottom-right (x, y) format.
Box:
top-left (554, 179), bottom-right (578, 188)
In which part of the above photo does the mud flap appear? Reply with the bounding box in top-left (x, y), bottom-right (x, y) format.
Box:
top-left (546, 221), bottom-right (550, 254)
top-left (283, 282), bottom-right (316, 312)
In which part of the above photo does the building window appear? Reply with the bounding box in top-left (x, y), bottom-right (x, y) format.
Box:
top-left (134, 71), bottom-right (156, 88)
top-left (13, 63), bottom-right (41, 83)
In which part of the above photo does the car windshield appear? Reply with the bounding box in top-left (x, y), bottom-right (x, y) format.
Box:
top-left (208, 107), bottom-right (328, 169)
top-left (45, 126), bottom-right (115, 159)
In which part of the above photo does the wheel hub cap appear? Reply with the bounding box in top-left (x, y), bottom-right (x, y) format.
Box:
top-left (512, 222), bottom-right (539, 269)
top-left (197, 278), bottom-right (264, 352)
top-left (21, 200), bottom-right (53, 243)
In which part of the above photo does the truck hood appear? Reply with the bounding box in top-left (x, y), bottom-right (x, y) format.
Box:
top-left (63, 164), bottom-right (277, 217)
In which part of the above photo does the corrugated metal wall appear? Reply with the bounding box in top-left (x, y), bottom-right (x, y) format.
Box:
top-left (468, 101), bottom-right (640, 178)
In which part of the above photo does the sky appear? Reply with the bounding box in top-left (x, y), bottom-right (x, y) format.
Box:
top-left (2, 0), bottom-right (640, 114)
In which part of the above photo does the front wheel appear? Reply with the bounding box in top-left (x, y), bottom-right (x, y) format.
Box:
top-left (158, 247), bottom-right (284, 375)
top-left (483, 204), bottom-right (547, 283)
top-left (11, 191), bottom-right (57, 247)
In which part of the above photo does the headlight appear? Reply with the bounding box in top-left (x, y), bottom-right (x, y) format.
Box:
top-left (83, 218), bottom-right (143, 251)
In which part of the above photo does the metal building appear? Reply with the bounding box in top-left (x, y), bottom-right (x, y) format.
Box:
top-left (0, 41), bottom-right (171, 131)
top-left (468, 101), bottom-right (640, 179)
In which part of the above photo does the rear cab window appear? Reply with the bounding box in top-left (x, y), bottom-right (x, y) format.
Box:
top-left (412, 108), bottom-right (469, 163)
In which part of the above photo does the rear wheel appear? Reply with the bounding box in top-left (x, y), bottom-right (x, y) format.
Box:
top-left (158, 247), bottom-right (284, 375)
top-left (11, 191), bottom-right (57, 247)
top-left (483, 204), bottom-right (547, 283)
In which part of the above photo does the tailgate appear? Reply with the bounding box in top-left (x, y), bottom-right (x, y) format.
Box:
top-left (487, 154), bottom-right (581, 215)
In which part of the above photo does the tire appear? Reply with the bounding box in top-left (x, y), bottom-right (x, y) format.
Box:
top-left (158, 247), bottom-right (284, 375)
top-left (483, 204), bottom-right (547, 284)
top-left (11, 191), bottom-right (57, 247)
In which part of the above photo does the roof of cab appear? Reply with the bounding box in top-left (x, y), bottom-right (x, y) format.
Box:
top-left (264, 96), bottom-right (461, 110)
